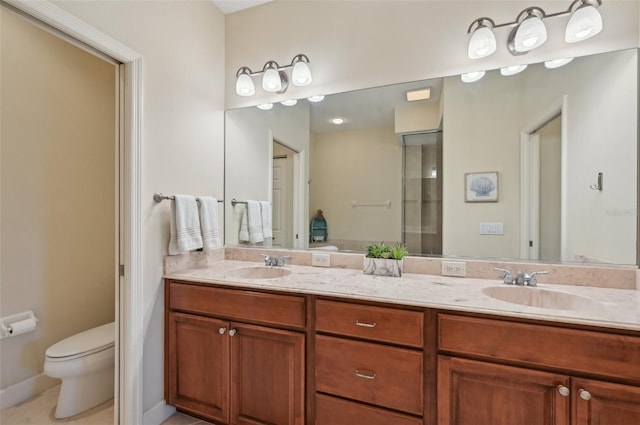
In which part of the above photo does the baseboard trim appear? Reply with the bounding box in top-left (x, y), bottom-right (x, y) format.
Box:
top-left (0, 373), bottom-right (59, 410)
top-left (143, 400), bottom-right (175, 425)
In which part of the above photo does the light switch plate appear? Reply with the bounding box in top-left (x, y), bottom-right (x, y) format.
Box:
top-left (480, 222), bottom-right (504, 235)
top-left (311, 253), bottom-right (330, 267)
top-left (442, 261), bottom-right (466, 277)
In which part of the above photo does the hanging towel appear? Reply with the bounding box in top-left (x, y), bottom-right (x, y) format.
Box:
top-left (168, 194), bottom-right (203, 255)
top-left (198, 196), bottom-right (222, 251)
top-left (260, 201), bottom-right (272, 239)
top-left (239, 207), bottom-right (250, 242)
top-left (247, 200), bottom-right (264, 244)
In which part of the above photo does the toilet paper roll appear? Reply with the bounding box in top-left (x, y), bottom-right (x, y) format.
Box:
top-left (9, 318), bottom-right (37, 336)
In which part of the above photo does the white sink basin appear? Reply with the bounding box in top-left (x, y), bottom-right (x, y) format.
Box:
top-left (482, 286), bottom-right (603, 311)
top-left (224, 266), bottom-right (292, 280)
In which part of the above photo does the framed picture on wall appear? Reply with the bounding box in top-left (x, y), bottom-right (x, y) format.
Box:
top-left (465, 171), bottom-right (498, 202)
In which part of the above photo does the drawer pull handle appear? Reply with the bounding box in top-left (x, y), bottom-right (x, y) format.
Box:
top-left (218, 327), bottom-right (227, 335)
top-left (557, 385), bottom-right (570, 397)
top-left (578, 389), bottom-right (592, 401)
top-left (355, 320), bottom-right (377, 328)
top-left (228, 329), bottom-right (237, 337)
top-left (355, 369), bottom-right (377, 380)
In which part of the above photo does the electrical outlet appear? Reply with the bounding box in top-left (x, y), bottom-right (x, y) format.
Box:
top-left (442, 261), bottom-right (466, 277)
top-left (311, 253), bottom-right (330, 267)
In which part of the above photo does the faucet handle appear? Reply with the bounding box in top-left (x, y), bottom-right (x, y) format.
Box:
top-left (493, 268), bottom-right (515, 285)
top-left (260, 253), bottom-right (273, 266)
top-left (527, 271), bottom-right (548, 287)
top-left (276, 255), bottom-right (292, 267)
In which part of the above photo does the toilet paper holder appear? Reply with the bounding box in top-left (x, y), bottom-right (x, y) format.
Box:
top-left (0, 310), bottom-right (38, 339)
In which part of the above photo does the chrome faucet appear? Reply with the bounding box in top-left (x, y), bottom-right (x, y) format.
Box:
top-left (494, 268), bottom-right (548, 287)
top-left (260, 254), bottom-right (291, 267)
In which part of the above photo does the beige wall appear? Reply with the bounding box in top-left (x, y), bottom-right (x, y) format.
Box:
top-left (1, 9), bottom-right (115, 389)
top-left (310, 127), bottom-right (402, 245)
top-left (225, 1), bottom-right (639, 109)
top-left (52, 0), bottom-right (226, 414)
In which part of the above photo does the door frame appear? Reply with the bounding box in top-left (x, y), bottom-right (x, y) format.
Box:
top-left (519, 95), bottom-right (568, 261)
top-left (6, 1), bottom-right (144, 423)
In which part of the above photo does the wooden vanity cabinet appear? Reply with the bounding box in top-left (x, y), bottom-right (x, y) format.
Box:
top-left (437, 313), bottom-right (640, 425)
top-left (165, 280), bottom-right (306, 425)
top-left (314, 299), bottom-right (426, 425)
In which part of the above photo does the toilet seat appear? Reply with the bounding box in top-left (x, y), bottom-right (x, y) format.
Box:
top-left (46, 322), bottom-right (114, 360)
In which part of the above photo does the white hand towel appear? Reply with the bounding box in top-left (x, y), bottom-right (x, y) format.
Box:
top-left (260, 201), bottom-right (273, 239)
top-left (239, 207), bottom-right (250, 242)
top-left (198, 196), bottom-right (222, 251)
top-left (168, 194), bottom-right (203, 255)
top-left (247, 200), bottom-right (264, 244)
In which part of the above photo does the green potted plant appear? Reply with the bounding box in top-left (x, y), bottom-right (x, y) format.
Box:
top-left (364, 242), bottom-right (408, 277)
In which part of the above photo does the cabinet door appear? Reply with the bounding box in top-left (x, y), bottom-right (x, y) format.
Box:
top-left (573, 378), bottom-right (640, 425)
top-left (438, 356), bottom-right (570, 425)
top-left (167, 312), bottom-right (230, 423)
top-left (230, 322), bottom-right (305, 425)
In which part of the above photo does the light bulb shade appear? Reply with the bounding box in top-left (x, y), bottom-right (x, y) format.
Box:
top-left (565, 4), bottom-right (602, 43)
top-left (544, 57), bottom-right (574, 69)
top-left (500, 64), bottom-right (528, 76)
top-left (256, 103), bottom-right (273, 110)
top-left (292, 60), bottom-right (312, 86)
top-left (509, 14), bottom-right (547, 53)
top-left (461, 71), bottom-right (486, 83)
top-left (468, 24), bottom-right (496, 59)
top-left (307, 95), bottom-right (325, 103)
top-left (235, 71), bottom-right (255, 96)
top-left (281, 99), bottom-right (298, 106)
top-left (262, 62), bottom-right (283, 93)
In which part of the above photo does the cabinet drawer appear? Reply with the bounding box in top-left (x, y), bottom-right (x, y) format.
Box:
top-left (438, 314), bottom-right (640, 383)
top-left (315, 299), bottom-right (423, 347)
top-left (168, 281), bottom-right (305, 328)
top-left (315, 394), bottom-right (422, 425)
top-left (315, 335), bottom-right (423, 415)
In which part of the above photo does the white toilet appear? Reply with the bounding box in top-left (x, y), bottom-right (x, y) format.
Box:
top-left (44, 322), bottom-right (115, 418)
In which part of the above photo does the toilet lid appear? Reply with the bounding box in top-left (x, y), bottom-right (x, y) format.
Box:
top-left (46, 322), bottom-right (115, 358)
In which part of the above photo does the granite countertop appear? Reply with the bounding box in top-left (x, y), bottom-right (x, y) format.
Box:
top-left (164, 259), bottom-right (640, 332)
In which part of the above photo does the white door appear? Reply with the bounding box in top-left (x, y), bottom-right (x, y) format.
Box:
top-left (272, 146), bottom-right (294, 247)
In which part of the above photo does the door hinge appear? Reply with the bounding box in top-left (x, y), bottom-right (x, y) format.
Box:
top-left (529, 241), bottom-right (533, 247)
top-left (119, 264), bottom-right (125, 277)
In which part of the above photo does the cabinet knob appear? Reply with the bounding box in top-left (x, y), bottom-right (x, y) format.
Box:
top-left (578, 389), bottom-right (592, 401)
top-left (354, 369), bottom-right (377, 380)
top-left (355, 320), bottom-right (377, 328)
top-left (228, 329), bottom-right (237, 336)
top-left (557, 385), bottom-right (570, 397)
top-left (218, 327), bottom-right (227, 335)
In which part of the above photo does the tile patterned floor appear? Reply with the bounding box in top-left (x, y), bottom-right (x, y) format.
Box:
top-left (0, 385), bottom-right (213, 425)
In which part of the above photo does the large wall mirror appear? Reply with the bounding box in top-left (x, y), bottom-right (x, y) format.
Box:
top-left (225, 48), bottom-right (638, 266)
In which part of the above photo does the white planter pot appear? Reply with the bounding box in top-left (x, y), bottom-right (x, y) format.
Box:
top-left (363, 257), bottom-right (403, 277)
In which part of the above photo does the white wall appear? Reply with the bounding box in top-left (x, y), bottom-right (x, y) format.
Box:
top-left (225, 1), bottom-right (639, 109)
top-left (225, 103), bottom-right (310, 245)
top-left (310, 127), bottom-right (403, 246)
top-left (52, 0), bottom-right (226, 414)
top-left (1, 7), bottom-right (115, 390)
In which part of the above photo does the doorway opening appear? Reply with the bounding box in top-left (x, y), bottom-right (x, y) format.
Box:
top-left (272, 141), bottom-right (296, 248)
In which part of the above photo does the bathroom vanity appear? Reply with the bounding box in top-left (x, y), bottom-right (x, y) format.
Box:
top-left (164, 256), bottom-right (640, 425)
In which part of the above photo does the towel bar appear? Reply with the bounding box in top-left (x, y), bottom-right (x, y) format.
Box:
top-left (153, 192), bottom-right (223, 203)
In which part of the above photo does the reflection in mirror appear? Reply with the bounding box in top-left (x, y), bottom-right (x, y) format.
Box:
top-left (225, 48), bottom-right (638, 266)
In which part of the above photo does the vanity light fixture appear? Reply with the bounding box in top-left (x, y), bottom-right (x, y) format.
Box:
top-left (544, 57), bottom-right (574, 68)
top-left (281, 99), bottom-right (298, 106)
top-left (467, 0), bottom-right (603, 59)
top-left (461, 71), bottom-right (486, 83)
top-left (500, 64), bottom-right (528, 76)
top-left (256, 103), bottom-right (273, 110)
top-left (406, 88), bottom-right (432, 101)
top-left (307, 95), bottom-right (325, 103)
top-left (235, 54), bottom-right (313, 96)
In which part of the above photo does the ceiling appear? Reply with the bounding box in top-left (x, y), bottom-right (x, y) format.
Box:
top-left (212, 0), bottom-right (272, 15)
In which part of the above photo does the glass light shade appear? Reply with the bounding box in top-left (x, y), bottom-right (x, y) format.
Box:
top-left (291, 61), bottom-right (312, 86)
top-left (256, 103), bottom-right (273, 110)
top-left (235, 73), bottom-right (255, 97)
top-left (461, 71), bottom-right (486, 83)
top-left (262, 67), bottom-right (283, 92)
top-left (500, 64), bottom-right (528, 76)
top-left (281, 99), bottom-right (298, 106)
top-left (468, 25), bottom-right (497, 59)
top-left (565, 4), bottom-right (603, 43)
top-left (512, 15), bottom-right (547, 52)
top-left (544, 57), bottom-right (574, 69)
top-left (307, 95), bottom-right (325, 103)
